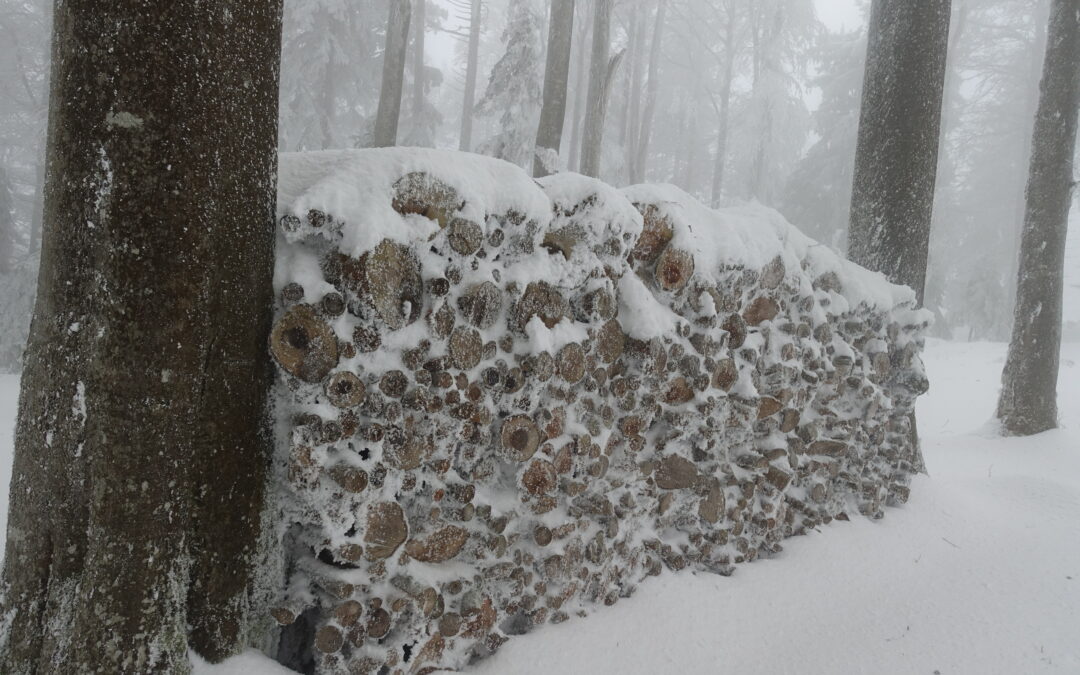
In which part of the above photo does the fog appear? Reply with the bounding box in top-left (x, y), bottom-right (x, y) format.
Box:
top-left (1, 0), bottom-right (1077, 373)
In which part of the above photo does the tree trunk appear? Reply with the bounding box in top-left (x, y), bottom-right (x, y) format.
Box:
top-left (710, 14), bottom-right (736, 207)
top-left (319, 6), bottom-right (337, 150)
top-left (533, 0), bottom-right (576, 177)
top-left (625, 3), bottom-right (646, 173)
top-left (1002, 0), bottom-right (1052, 337)
top-left (0, 164), bottom-right (12, 276)
top-left (848, 0), bottom-right (952, 303)
top-left (459, 0), bottom-right (482, 151)
top-left (996, 0), bottom-right (1079, 436)
top-left (633, 0), bottom-right (667, 185)
top-left (0, 2), bottom-right (283, 672)
top-left (373, 0), bottom-right (412, 148)
top-left (568, 3), bottom-right (593, 173)
top-left (410, 0), bottom-right (427, 143)
top-left (580, 0), bottom-right (614, 178)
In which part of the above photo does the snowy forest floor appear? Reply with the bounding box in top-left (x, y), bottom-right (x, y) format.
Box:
top-left (1, 339), bottom-right (1078, 675)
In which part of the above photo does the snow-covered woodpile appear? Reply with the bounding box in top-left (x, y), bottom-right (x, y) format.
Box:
top-left (268, 149), bottom-right (931, 674)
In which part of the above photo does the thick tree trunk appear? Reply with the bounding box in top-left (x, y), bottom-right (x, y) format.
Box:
top-left (373, 0), bottom-right (412, 148)
top-left (580, 0), bottom-right (614, 178)
top-left (633, 0), bottom-right (667, 185)
top-left (0, 2), bottom-right (283, 672)
top-left (848, 0), bottom-right (952, 303)
top-left (533, 0), bottom-right (575, 177)
top-left (459, 0), bottom-right (482, 151)
top-left (997, 0), bottom-right (1079, 436)
top-left (1002, 0), bottom-right (1052, 337)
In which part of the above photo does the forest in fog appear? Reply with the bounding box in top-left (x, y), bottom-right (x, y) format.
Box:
top-left (0, 0), bottom-right (1076, 371)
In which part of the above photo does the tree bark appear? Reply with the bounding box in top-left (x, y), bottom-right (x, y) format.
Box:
top-left (459, 0), bottom-right (482, 151)
top-left (0, 2), bottom-right (283, 672)
top-left (633, 0), bottom-right (667, 185)
top-left (533, 0), bottom-right (575, 177)
top-left (997, 0), bottom-right (1079, 436)
top-left (624, 4), bottom-right (646, 171)
top-left (580, 0), bottom-right (614, 178)
top-left (0, 164), bottom-right (12, 276)
top-left (567, 3), bottom-right (592, 173)
top-left (410, 0), bottom-right (427, 142)
top-left (847, 0), bottom-right (952, 304)
top-left (710, 9), bottom-right (736, 207)
top-left (373, 0), bottom-right (412, 148)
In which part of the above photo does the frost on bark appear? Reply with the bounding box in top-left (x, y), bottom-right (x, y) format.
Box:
top-left (373, 0), bottom-right (412, 148)
top-left (458, 0), bottom-right (482, 151)
top-left (533, 0), bottom-right (575, 177)
top-left (997, 0), bottom-right (1080, 436)
top-left (847, 0), bottom-right (951, 303)
top-left (0, 2), bottom-right (283, 672)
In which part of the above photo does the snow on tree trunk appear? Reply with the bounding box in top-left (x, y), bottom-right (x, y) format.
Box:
top-left (533, 0), bottom-right (575, 178)
top-left (459, 0), bottom-right (482, 152)
top-left (848, 0), bottom-right (952, 304)
top-left (996, 0), bottom-right (1080, 436)
top-left (0, 3), bottom-right (282, 672)
top-left (373, 0), bottom-right (412, 148)
top-left (580, 0), bottom-right (614, 179)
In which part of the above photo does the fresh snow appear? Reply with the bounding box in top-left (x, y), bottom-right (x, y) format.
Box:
top-left (0, 340), bottom-right (1077, 674)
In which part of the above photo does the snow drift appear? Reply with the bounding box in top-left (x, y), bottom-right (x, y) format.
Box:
top-left (266, 148), bottom-right (931, 674)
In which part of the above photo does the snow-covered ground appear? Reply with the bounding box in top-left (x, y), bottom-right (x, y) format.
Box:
top-left (1, 339), bottom-right (1077, 674)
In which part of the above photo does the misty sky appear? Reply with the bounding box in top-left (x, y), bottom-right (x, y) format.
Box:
top-left (814, 0), bottom-right (864, 32)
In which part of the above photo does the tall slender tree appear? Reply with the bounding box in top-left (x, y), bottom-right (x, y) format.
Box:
top-left (0, 1), bottom-right (283, 671)
top-left (632, 0), bottom-right (667, 184)
top-left (458, 0), bottom-right (483, 151)
top-left (373, 0), bottom-right (412, 147)
top-left (580, 0), bottom-right (615, 178)
top-left (533, 0), bottom-right (576, 177)
top-left (848, 0), bottom-right (952, 303)
top-left (996, 0), bottom-right (1079, 436)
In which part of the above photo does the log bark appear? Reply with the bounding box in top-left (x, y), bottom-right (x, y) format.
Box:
top-left (847, 0), bottom-right (952, 303)
top-left (997, 0), bottom-right (1079, 436)
top-left (373, 0), bottom-right (413, 148)
top-left (533, 0), bottom-right (575, 177)
top-left (459, 0), bottom-right (482, 151)
top-left (0, 2), bottom-right (282, 671)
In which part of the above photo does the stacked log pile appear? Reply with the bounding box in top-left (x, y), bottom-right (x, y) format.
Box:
top-left (268, 149), bottom-right (931, 674)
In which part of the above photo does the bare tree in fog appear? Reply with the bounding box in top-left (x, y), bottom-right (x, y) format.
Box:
top-left (997, 0), bottom-right (1080, 435)
top-left (534, 0), bottom-right (575, 177)
top-left (373, 0), bottom-right (413, 147)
